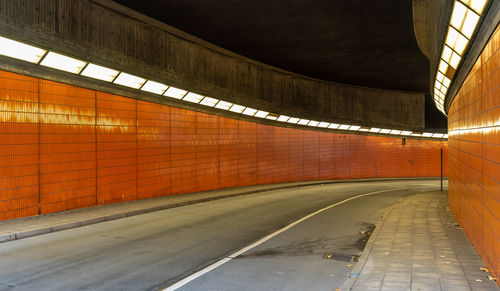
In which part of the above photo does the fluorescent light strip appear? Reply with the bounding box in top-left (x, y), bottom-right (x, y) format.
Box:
top-left (349, 125), bottom-right (361, 131)
top-left (369, 128), bottom-right (381, 133)
top-left (318, 122), bottom-right (330, 128)
top-left (359, 128), bottom-right (369, 132)
top-left (164, 87), bottom-right (188, 99)
top-left (328, 123), bottom-right (340, 129)
top-left (141, 80), bottom-right (168, 95)
top-left (113, 72), bottom-right (146, 89)
top-left (242, 107), bottom-right (257, 116)
top-left (266, 113), bottom-right (279, 121)
top-left (338, 124), bottom-right (350, 130)
top-left (379, 129), bottom-right (391, 134)
top-left (298, 119), bottom-right (310, 125)
top-left (81, 63), bottom-right (119, 82)
top-left (229, 104), bottom-right (246, 113)
top-left (0, 36), bottom-right (46, 63)
top-left (307, 120), bottom-right (320, 127)
top-left (254, 110), bottom-right (269, 118)
top-left (287, 117), bottom-right (300, 124)
top-left (183, 92), bottom-right (204, 103)
top-left (400, 131), bottom-right (412, 136)
top-left (41, 52), bottom-right (87, 74)
top-left (277, 115), bottom-right (290, 122)
top-left (422, 132), bottom-right (433, 137)
top-left (215, 101), bottom-right (233, 110)
top-left (200, 97), bottom-right (219, 107)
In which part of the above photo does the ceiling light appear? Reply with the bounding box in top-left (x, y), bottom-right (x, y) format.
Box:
top-left (141, 80), bottom-right (168, 95)
top-left (200, 97), bottom-right (219, 107)
top-left (390, 129), bottom-right (402, 134)
top-left (433, 133), bottom-right (445, 138)
top-left (338, 124), bottom-right (350, 130)
top-left (298, 119), bottom-right (310, 125)
top-left (422, 132), bottom-right (433, 137)
top-left (442, 45), bottom-right (453, 62)
top-left (0, 36), bottom-right (46, 63)
top-left (463, 0), bottom-right (487, 14)
top-left (287, 117), bottom-right (300, 124)
top-left (40, 52), bottom-right (87, 73)
top-left (461, 9), bottom-right (480, 38)
top-left (113, 72), bottom-right (146, 89)
top-left (277, 115), bottom-right (290, 122)
top-left (445, 26), bottom-right (469, 54)
top-left (411, 133), bottom-right (422, 137)
top-left (451, 1), bottom-right (468, 30)
top-left (318, 122), bottom-right (330, 128)
top-left (436, 71), bottom-right (445, 82)
top-left (443, 134), bottom-right (449, 138)
top-left (379, 129), bottom-right (391, 134)
top-left (307, 120), bottom-right (319, 127)
top-left (266, 113), bottom-right (279, 120)
top-left (183, 92), bottom-right (204, 103)
top-left (400, 131), bottom-right (412, 136)
top-left (443, 77), bottom-right (451, 87)
top-left (439, 60), bottom-right (448, 73)
top-left (242, 107), bottom-right (258, 116)
top-left (254, 110), bottom-right (269, 118)
top-left (328, 123), bottom-right (340, 129)
top-left (349, 125), bottom-right (361, 131)
top-left (369, 128), bottom-right (381, 133)
top-left (164, 87), bottom-right (187, 99)
top-left (229, 104), bottom-right (246, 113)
top-left (215, 100), bottom-right (233, 110)
top-left (359, 127), bottom-right (370, 132)
top-left (449, 51), bottom-right (461, 68)
top-left (80, 63), bottom-right (119, 82)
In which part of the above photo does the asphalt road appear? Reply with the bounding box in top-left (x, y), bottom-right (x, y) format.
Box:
top-left (0, 179), bottom-right (444, 291)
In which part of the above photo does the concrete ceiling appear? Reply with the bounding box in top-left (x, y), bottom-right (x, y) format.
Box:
top-left (113, 0), bottom-right (447, 129)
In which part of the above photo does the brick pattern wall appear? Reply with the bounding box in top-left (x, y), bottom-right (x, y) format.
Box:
top-left (0, 69), bottom-right (448, 221)
top-left (448, 25), bottom-right (500, 282)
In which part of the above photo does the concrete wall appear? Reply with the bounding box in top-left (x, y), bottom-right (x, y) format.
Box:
top-left (0, 69), bottom-right (447, 221)
top-left (0, 0), bottom-right (425, 130)
top-left (448, 24), bottom-right (500, 283)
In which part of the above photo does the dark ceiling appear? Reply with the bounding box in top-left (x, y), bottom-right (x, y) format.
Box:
top-left (114, 0), bottom-right (447, 129)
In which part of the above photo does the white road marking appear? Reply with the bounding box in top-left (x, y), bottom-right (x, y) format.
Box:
top-left (162, 188), bottom-right (404, 291)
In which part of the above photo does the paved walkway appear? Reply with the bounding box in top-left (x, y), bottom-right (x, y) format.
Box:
top-left (342, 191), bottom-right (499, 291)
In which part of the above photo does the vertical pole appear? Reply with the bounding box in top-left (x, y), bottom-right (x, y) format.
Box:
top-left (440, 148), bottom-right (443, 191)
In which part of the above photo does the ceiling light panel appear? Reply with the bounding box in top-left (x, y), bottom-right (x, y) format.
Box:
top-left (298, 119), bottom-right (310, 125)
top-left (461, 9), bottom-right (480, 38)
top-left (0, 36), bottom-right (46, 63)
top-left (80, 63), bottom-right (119, 82)
top-left (369, 128), bottom-right (381, 133)
top-left (113, 72), bottom-right (146, 89)
top-left (390, 129), bottom-right (402, 134)
top-left (164, 87), bottom-right (188, 99)
top-left (287, 117), bottom-right (300, 124)
top-left (307, 120), bottom-right (319, 127)
top-left (266, 113), bottom-right (279, 120)
top-left (200, 97), bottom-right (219, 107)
top-left (451, 1), bottom-right (468, 30)
top-left (338, 124), bottom-right (350, 130)
top-left (466, 0), bottom-right (487, 14)
top-left (254, 110), bottom-right (269, 118)
top-left (277, 115), bottom-right (290, 122)
top-left (229, 104), bottom-right (246, 113)
top-left (400, 131), bottom-right (412, 136)
top-left (328, 123), bottom-right (340, 129)
top-left (349, 125), bottom-right (361, 131)
top-left (379, 129), bottom-right (391, 134)
top-left (141, 80), bottom-right (168, 95)
top-left (318, 122), bottom-right (330, 128)
top-left (242, 107), bottom-right (257, 116)
top-left (183, 92), bottom-right (204, 103)
top-left (40, 52), bottom-right (87, 73)
top-left (214, 100), bottom-right (233, 110)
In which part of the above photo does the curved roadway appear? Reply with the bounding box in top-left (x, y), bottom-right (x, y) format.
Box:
top-left (0, 179), bottom-right (443, 290)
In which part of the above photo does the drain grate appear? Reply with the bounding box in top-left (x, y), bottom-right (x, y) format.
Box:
top-left (323, 252), bottom-right (360, 262)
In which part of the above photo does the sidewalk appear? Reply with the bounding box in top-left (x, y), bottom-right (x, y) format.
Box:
top-left (341, 191), bottom-right (499, 291)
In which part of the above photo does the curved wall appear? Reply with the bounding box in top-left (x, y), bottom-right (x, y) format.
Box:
top-left (0, 69), bottom-right (448, 221)
top-left (448, 25), bottom-right (500, 282)
top-left (0, 0), bottom-right (425, 130)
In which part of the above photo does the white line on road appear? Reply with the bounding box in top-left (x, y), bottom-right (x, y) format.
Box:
top-left (162, 188), bottom-right (405, 291)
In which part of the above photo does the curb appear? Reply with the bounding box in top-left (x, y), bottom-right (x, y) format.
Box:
top-left (338, 194), bottom-right (416, 291)
top-left (0, 178), bottom-right (442, 244)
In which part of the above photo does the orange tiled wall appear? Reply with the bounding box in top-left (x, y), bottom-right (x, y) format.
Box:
top-left (0, 69), bottom-right (448, 221)
top-left (448, 24), bottom-right (500, 282)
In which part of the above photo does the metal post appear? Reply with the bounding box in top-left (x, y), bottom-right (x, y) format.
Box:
top-left (440, 148), bottom-right (443, 191)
